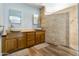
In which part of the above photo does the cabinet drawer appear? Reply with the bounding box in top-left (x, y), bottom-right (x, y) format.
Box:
top-left (26, 32), bottom-right (35, 36)
top-left (26, 32), bottom-right (35, 40)
top-left (27, 40), bottom-right (35, 47)
top-left (27, 36), bottom-right (35, 40)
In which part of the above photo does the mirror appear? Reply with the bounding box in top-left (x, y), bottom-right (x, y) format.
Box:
top-left (33, 14), bottom-right (41, 28)
top-left (33, 14), bottom-right (39, 25)
top-left (9, 9), bottom-right (21, 24)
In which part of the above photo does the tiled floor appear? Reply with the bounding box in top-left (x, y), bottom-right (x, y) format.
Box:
top-left (7, 43), bottom-right (77, 56)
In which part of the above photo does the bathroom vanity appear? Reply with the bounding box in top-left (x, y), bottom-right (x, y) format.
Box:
top-left (2, 30), bottom-right (45, 55)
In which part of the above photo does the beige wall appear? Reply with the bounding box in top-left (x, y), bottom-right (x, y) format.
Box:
top-left (43, 5), bottom-right (78, 50)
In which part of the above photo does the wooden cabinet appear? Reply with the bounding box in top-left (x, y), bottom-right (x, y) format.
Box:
top-left (2, 36), bottom-right (17, 55)
top-left (2, 30), bottom-right (45, 55)
top-left (17, 32), bottom-right (27, 49)
top-left (5, 38), bottom-right (17, 52)
top-left (26, 30), bottom-right (45, 47)
top-left (2, 32), bottom-right (27, 55)
top-left (36, 30), bottom-right (45, 44)
top-left (18, 38), bottom-right (27, 49)
top-left (26, 32), bottom-right (35, 47)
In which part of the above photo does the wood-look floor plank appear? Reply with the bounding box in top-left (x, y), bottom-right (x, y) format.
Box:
top-left (58, 46), bottom-right (77, 56)
top-left (46, 45), bottom-right (72, 56)
top-left (39, 48), bottom-right (56, 56)
top-left (7, 43), bottom-right (76, 56)
top-left (49, 44), bottom-right (76, 56)
top-left (45, 47), bottom-right (61, 56)
top-left (27, 47), bottom-right (38, 56)
top-left (36, 48), bottom-right (49, 56)
top-left (30, 47), bottom-right (43, 56)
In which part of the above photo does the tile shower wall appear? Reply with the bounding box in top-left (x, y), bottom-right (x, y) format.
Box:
top-left (45, 13), bottom-right (68, 46)
top-left (43, 5), bottom-right (78, 51)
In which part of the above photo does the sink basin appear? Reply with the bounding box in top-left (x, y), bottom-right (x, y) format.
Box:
top-left (34, 28), bottom-right (42, 30)
top-left (10, 28), bottom-right (21, 31)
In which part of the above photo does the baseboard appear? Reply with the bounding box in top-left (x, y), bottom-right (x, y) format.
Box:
top-left (46, 42), bottom-right (58, 46)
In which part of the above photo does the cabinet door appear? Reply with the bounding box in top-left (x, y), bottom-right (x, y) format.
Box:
top-left (26, 32), bottom-right (35, 40)
top-left (26, 32), bottom-right (35, 47)
top-left (27, 40), bottom-right (35, 47)
top-left (18, 38), bottom-right (27, 49)
top-left (36, 31), bottom-right (45, 44)
top-left (4, 38), bottom-right (17, 53)
top-left (36, 32), bottom-right (41, 44)
top-left (40, 32), bottom-right (45, 43)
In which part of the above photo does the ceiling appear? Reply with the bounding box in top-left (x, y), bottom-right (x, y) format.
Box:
top-left (27, 3), bottom-right (76, 15)
top-left (43, 3), bottom-right (76, 15)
